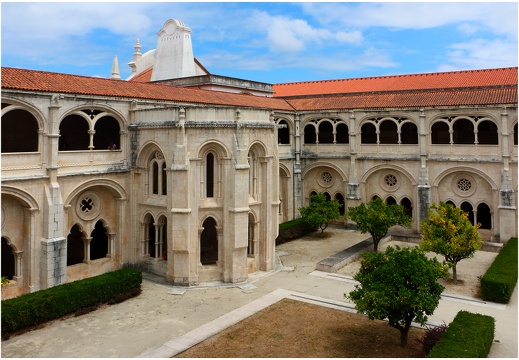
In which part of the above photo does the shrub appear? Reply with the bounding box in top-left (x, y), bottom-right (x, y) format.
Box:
top-left (276, 218), bottom-right (316, 245)
top-left (419, 323), bottom-right (448, 355)
top-left (480, 237), bottom-right (517, 304)
top-left (1, 268), bottom-right (142, 337)
top-left (428, 311), bottom-right (495, 358)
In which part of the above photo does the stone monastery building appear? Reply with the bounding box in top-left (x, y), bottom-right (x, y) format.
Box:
top-left (1, 19), bottom-right (517, 299)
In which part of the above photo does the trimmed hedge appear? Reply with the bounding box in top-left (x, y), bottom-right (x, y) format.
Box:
top-left (428, 310), bottom-right (495, 358)
top-left (1, 268), bottom-right (142, 336)
top-left (276, 218), bottom-right (316, 245)
top-left (480, 237), bottom-right (518, 304)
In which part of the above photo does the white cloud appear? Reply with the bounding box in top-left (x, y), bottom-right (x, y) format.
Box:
top-left (438, 38), bottom-right (518, 71)
top-left (302, 2), bottom-right (518, 38)
top-left (253, 11), bottom-right (363, 53)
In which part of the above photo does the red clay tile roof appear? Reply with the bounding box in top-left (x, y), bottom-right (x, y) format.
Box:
top-left (273, 67), bottom-right (518, 97)
top-left (285, 87), bottom-right (517, 111)
top-left (2, 67), bottom-right (517, 112)
top-left (1, 67), bottom-right (293, 111)
top-left (129, 67), bottom-right (153, 82)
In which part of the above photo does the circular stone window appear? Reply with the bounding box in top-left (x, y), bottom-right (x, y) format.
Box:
top-left (317, 171), bottom-right (335, 188)
top-left (76, 191), bottom-right (102, 221)
top-left (452, 174), bottom-right (476, 197)
top-left (380, 172), bottom-right (400, 192)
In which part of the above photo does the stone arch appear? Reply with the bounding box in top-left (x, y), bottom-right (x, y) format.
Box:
top-left (400, 120), bottom-right (418, 144)
top-left (304, 123), bottom-right (317, 144)
top-left (136, 141), bottom-right (167, 168)
top-left (67, 223), bottom-right (87, 266)
top-left (276, 118), bottom-right (291, 145)
top-left (1, 186), bottom-right (39, 210)
top-left (318, 120), bottom-right (334, 144)
top-left (64, 179), bottom-right (127, 207)
top-left (379, 119), bottom-right (398, 144)
top-left (476, 120), bottom-right (498, 145)
top-left (197, 140), bottom-right (230, 159)
top-left (1, 107), bottom-right (40, 153)
top-left (90, 219), bottom-right (110, 261)
top-left (360, 164), bottom-right (417, 186)
top-left (360, 121), bottom-right (377, 144)
top-left (1, 236), bottom-right (16, 280)
top-left (93, 115), bottom-right (121, 150)
top-left (476, 202), bottom-right (492, 230)
top-left (301, 162), bottom-right (348, 182)
top-left (200, 216), bottom-right (219, 265)
top-left (431, 120), bottom-right (450, 144)
top-left (1, 99), bottom-right (46, 132)
top-left (432, 167), bottom-right (498, 191)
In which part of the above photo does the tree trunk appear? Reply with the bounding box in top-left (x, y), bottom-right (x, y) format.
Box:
top-left (452, 263), bottom-right (458, 284)
top-left (400, 329), bottom-right (408, 347)
top-left (373, 237), bottom-right (379, 252)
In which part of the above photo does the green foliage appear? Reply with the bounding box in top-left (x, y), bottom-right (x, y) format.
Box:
top-left (347, 246), bottom-right (448, 347)
top-left (276, 218), bottom-right (317, 245)
top-left (299, 193), bottom-right (340, 236)
top-left (480, 237), bottom-right (518, 303)
top-left (420, 202), bottom-right (483, 283)
top-left (1, 276), bottom-right (10, 286)
top-left (428, 311), bottom-right (495, 358)
top-left (1, 268), bottom-right (142, 336)
top-left (347, 197), bottom-right (411, 252)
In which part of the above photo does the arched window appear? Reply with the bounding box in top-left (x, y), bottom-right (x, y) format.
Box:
top-left (277, 120), bottom-right (290, 144)
top-left (379, 120), bottom-right (398, 144)
top-left (361, 123), bottom-right (377, 144)
top-left (400, 122), bottom-right (418, 144)
top-left (372, 195), bottom-right (380, 201)
top-left (335, 193), bottom-right (345, 215)
top-left (477, 121), bottom-right (498, 145)
top-left (67, 224), bottom-right (85, 266)
top-left (431, 122), bottom-right (450, 144)
top-left (162, 163), bottom-right (167, 196)
top-left (318, 121), bottom-right (334, 144)
top-left (158, 216), bottom-right (167, 260)
top-left (304, 124), bottom-right (317, 144)
top-left (248, 151), bottom-right (258, 198)
top-left (445, 200), bottom-right (456, 207)
top-left (335, 123), bottom-right (349, 144)
top-left (477, 203), bottom-right (492, 230)
top-left (93, 116), bottom-right (120, 150)
top-left (1, 237), bottom-right (15, 280)
top-left (200, 217), bottom-right (218, 265)
top-left (453, 119), bottom-right (475, 144)
top-left (1, 109), bottom-right (39, 153)
top-left (145, 214), bottom-right (156, 258)
top-left (514, 123), bottom-right (518, 146)
top-left (206, 152), bottom-right (215, 198)
top-left (248, 213), bottom-right (255, 256)
top-left (323, 192), bottom-right (331, 202)
top-left (152, 162), bottom-right (159, 195)
top-left (401, 197), bottom-right (413, 218)
top-left (386, 196), bottom-right (397, 205)
top-left (149, 151), bottom-right (166, 196)
top-left (309, 191), bottom-right (318, 202)
top-left (460, 202), bottom-right (475, 225)
top-left (90, 220), bottom-right (108, 261)
top-left (59, 115), bottom-right (90, 150)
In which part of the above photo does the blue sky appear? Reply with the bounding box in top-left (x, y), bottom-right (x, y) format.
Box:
top-left (1, 1), bottom-right (518, 84)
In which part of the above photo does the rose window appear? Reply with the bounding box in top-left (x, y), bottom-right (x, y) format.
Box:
top-left (457, 178), bottom-right (472, 192)
top-left (384, 174), bottom-right (398, 187)
top-left (321, 172), bottom-right (333, 184)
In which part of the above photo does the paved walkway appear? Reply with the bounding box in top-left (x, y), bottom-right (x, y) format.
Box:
top-left (1, 227), bottom-right (517, 358)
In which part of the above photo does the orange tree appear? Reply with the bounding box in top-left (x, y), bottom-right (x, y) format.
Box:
top-left (347, 246), bottom-right (448, 347)
top-left (347, 197), bottom-right (411, 252)
top-left (419, 202), bottom-right (483, 284)
top-left (299, 193), bottom-right (340, 237)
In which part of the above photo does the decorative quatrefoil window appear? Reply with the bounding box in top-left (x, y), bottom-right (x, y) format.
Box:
top-left (76, 191), bottom-right (101, 221)
top-left (452, 174), bottom-right (476, 197)
top-left (321, 172), bottom-right (333, 183)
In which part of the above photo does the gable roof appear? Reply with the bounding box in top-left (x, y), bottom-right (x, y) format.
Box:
top-left (1, 67), bottom-right (293, 111)
top-left (273, 67), bottom-right (518, 97)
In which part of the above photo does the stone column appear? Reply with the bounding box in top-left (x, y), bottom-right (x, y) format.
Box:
top-left (293, 114), bottom-right (303, 217)
top-left (417, 109), bottom-right (431, 225)
top-left (83, 237), bottom-right (92, 263)
top-left (498, 108), bottom-right (516, 242)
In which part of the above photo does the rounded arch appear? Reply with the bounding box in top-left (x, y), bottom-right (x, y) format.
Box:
top-left (318, 120), bottom-right (334, 144)
top-left (1, 235), bottom-right (18, 252)
top-left (199, 212), bottom-right (223, 229)
top-left (432, 166), bottom-right (498, 190)
top-left (1, 99), bottom-right (46, 132)
top-left (136, 141), bottom-right (167, 168)
top-left (379, 119), bottom-right (398, 144)
top-left (61, 104), bottom-right (126, 128)
top-left (248, 140), bottom-right (268, 157)
top-left (1, 186), bottom-right (39, 210)
top-left (400, 121), bottom-right (418, 144)
top-left (64, 179), bottom-right (128, 207)
top-left (431, 120), bottom-right (450, 144)
top-left (452, 118), bottom-right (475, 144)
top-left (279, 163), bottom-right (291, 178)
top-left (93, 115), bottom-right (121, 150)
top-left (276, 118), bottom-right (291, 145)
top-left (2, 107), bottom-right (41, 153)
top-left (360, 164), bottom-right (417, 186)
top-left (477, 120), bottom-right (498, 145)
top-left (301, 162), bottom-right (348, 182)
top-left (197, 140), bottom-right (230, 159)
top-left (360, 122), bottom-right (377, 144)
top-left (303, 123), bottom-right (317, 144)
